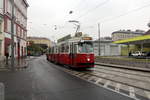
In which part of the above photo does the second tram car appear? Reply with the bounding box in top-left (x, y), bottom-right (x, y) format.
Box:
top-left (47, 33), bottom-right (94, 68)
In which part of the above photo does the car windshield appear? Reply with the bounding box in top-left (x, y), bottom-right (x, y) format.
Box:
top-left (78, 42), bottom-right (93, 53)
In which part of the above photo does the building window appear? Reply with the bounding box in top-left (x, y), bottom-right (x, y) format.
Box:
top-left (7, 0), bottom-right (12, 15)
top-left (7, 19), bottom-right (11, 33)
top-left (14, 24), bottom-right (16, 35)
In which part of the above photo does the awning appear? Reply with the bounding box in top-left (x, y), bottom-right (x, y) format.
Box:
top-left (113, 35), bottom-right (150, 44)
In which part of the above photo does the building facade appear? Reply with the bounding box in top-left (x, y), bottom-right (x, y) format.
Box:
top-left (3, 0), bottom-right (29, 59)
top-left (27, 37), bottom-right (51, 48)
top-left (0, 0), bottom-right (4, 61)
top-left (112, 30), bottom-right (145, 41)
top-left (94, 38), bottom-right (121, 56)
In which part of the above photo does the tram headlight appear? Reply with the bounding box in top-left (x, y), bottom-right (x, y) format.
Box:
top-left (87, 58), bottom-right (90, 61)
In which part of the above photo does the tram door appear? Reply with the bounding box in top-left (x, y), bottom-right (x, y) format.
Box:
top-left (70, 43), bottom-right (73, 65)
top-left (70, 43), bottom-right (77, 66)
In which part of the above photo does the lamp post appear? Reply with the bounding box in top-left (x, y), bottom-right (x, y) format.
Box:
top-left (68, 20), bottom-right (80, 33)
top-left (98, 23), bottom-right (101, 56)
top-left (11, 0), bottom-right (15, 71)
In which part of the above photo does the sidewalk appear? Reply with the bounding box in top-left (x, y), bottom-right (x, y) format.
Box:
top-left (0, 58), bottom-right (28, 71)
top-left (95, 56), bottom-right (150, 72)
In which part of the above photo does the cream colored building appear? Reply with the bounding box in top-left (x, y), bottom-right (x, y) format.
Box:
top-left (27, 37), bottom-right (51, 48)
top-left (112, 30), bottom-right (145, 41)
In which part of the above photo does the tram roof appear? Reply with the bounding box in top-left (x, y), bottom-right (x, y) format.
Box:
top-left (113, 35), bottom-right (150, 44)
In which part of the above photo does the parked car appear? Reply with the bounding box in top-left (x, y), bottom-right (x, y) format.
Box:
top-left (131, 51), bottom-right (146, 57)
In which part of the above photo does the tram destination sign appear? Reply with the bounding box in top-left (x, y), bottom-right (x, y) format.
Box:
top-left (82, 37), bottom-right (92, 40)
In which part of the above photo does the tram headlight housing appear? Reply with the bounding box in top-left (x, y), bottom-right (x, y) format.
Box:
top-left (87, 58), bottom-right (90, 61)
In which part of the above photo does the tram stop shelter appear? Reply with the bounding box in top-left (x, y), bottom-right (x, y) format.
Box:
top-left (113, 34), bottom-right (150, 54)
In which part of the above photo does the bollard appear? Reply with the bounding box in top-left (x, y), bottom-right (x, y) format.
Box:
top-left (0, 83), bottom-right (4, 100)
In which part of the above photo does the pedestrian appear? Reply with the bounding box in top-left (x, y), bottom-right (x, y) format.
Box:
top-left (28, 51), bottom-right (30, 58)
top-left (128, 51), bottom-right (132, 57)
top-left (5, 52), bottom-right (9, 65)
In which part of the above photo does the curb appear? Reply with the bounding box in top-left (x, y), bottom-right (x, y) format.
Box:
top-left (95, 62), bottom-right (150, 72)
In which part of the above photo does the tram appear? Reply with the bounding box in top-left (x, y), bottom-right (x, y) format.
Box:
top-left (47, 32), bottom-right (94, 68)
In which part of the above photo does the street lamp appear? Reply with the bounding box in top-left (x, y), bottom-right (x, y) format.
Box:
top-left (68, 20), bottom-right (80, 33)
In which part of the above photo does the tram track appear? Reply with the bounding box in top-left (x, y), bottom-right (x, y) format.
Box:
top-left (47, 61), bottom-right (150, 100)
top-left (92, 67), bottom-right (150, 83)
top-left (95, 65), bottom-right (150, 78)
top-left (63, 68), bottom-right (150, 100)
top-left (82, 70), bottom-right (150, 91)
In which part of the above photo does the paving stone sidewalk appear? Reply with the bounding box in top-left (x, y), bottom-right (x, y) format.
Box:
top-left (0, 58), bottom-right (28, 71)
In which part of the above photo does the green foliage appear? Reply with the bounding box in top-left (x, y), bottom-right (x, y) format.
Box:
top-left (27, 44), bottom-right (44, 55)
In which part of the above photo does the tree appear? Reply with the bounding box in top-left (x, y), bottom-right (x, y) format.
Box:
top-left (27, 44), bottom-right (44, 56)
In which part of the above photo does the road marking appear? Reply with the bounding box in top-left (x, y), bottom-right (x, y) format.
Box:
top-left (144, 91), bottom-right (150, 99)
top-left (76, 73), bottom-right (84, 76)
top-left (73, 72), bottom-right (79, 75)
top-left (95, 78), bottom-right (102, 84)
top-left (104, 81), bottom-right (110, 88)
top-left (115, 83), bottom-right (121, 92)
top-left (129, 86), bottom-right (136, 98)
top-left (82, 75), bottom-right (89, 78)
top-left (101, 74), bottom-right (106, 77)
top-left (88, 76), bottom-right (96, 81)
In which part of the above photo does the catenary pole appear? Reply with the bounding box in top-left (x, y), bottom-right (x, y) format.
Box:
top-left (11, 0), bottom-right (15, 71)
top-left (98, 23), bottom-right (101, 56)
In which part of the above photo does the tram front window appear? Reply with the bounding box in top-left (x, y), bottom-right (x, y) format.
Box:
top-left (78, 42), bottom-right (93, 53)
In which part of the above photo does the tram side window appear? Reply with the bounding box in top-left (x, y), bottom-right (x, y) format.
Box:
top-left (70, 44), bottom-right (73, 53)
top-left (61, 44), bottom-right (65, 53)
top-left (73, 44), bottom-right (77, 54)
top-left (55, 47), bottom-right (57, 53)
top-left (58, 46), bottom-right (61, 53)
top-left (49, 48), bottom-right (51, 54)
top-left (65, 45), bottom-right (69, 53)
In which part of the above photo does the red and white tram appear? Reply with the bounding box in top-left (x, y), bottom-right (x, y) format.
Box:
top-left (47, 33), bottom-right (94, 68)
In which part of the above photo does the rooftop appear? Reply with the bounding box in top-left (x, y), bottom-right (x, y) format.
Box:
top-left (27, 37), bottom-right (51, 41)
top-left (112, 30), bottom-right (145, 35)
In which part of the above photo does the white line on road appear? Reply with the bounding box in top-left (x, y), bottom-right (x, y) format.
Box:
top-left (115, 83), bottom-right (121, 92)
top-left (95, 78), bottom-right (102, 84)
top-left (88, 76), bottom-right (96, 81)
top-left (77, 73), bottom-right (84, 76)
top-left (101, 74), bottom-right (106, 77)
top-left (104, 81), bottom-right (111, 88)
top-left (129, 86), bottom-right (136, 98)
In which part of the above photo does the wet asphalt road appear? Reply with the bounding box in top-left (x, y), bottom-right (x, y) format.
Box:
top-left (0, 56), bottom-right (135, 100)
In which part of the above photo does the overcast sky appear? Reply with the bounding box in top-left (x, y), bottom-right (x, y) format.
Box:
top-left (27, 0), bottom-right (150, 41)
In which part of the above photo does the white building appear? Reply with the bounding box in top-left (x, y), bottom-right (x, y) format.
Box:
top-left (0, 0), bottom-right (5, 61)
top-left (3, 0), bottom-right (29, 59)
top-left (94, 38), bottom-right (121, 56)
top-left (112, 30), bottom-right (145, 41)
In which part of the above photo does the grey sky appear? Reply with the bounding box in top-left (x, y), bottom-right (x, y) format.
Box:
top-left (27, 0), bottom-right (150, 41)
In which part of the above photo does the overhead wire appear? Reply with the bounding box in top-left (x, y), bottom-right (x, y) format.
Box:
top-left (95, 2), bottom-right (150, 24)
top-left (76, 0), bottom-right (110, 20)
